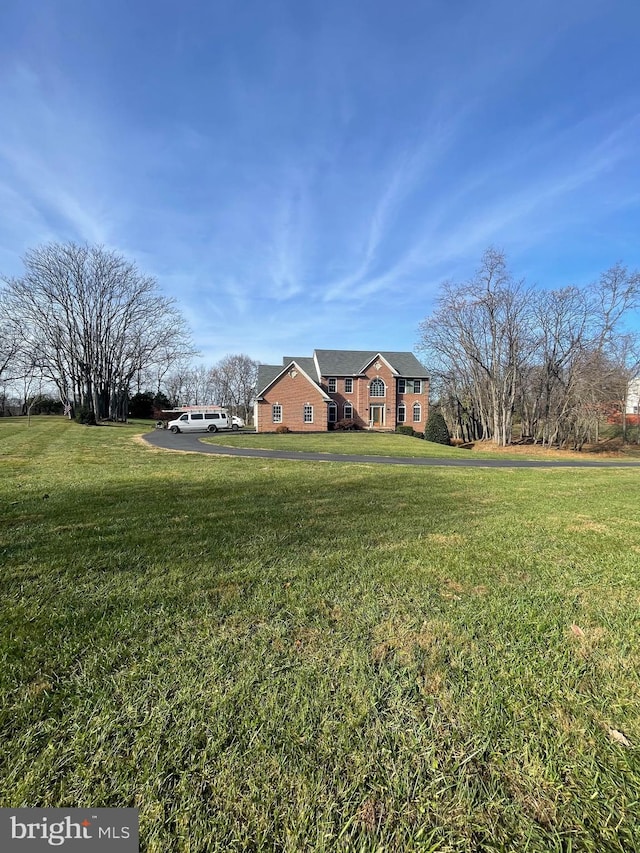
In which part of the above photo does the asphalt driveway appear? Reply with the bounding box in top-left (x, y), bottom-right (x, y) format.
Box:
top-left (142, 429), bottom-right (640, 468)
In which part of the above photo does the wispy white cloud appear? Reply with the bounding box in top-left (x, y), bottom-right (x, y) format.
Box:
top-left (0, 64), bottom-right (116, 248)
top-left (317, 106), bottom-right (640, 304)
top-left (321, 144), bottom-right (426, 302)
top-left (1, 0), bottom-right (639, 365)
top-left (266, 179), bottom-right (308, 301)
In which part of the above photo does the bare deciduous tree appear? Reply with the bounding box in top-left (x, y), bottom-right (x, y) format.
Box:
top-left (418, 250), bottom-right (640, 447)
top-left (3, 243), bottom-right (193, 420)
top-left (163, 354), bottom-right (258, 423)
top-left (419, 249), bottom-right (533, 445)
top-left (0, 290), bottom-right (29, 416)
top-left (211, 354), bottom-right (258, 422)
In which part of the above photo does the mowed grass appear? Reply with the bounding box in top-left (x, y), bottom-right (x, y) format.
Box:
top-left (202, 430), bottom-right (640, 460)
top-left (1, 417), bottom-right (639, 852)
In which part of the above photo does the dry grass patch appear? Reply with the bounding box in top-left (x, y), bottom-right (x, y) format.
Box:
top-left (440, 577), bottom-right (489, 600)
top-left (355, 797), bottom-right (387, 833)
top-left (566, 517), bottom-right (611, 534)
top-left (427, 533), bottom-right (465, 546)
top-left (371, 617), bottom-right (456, 666)
top-left (567, 623), bottom-right (607, 659)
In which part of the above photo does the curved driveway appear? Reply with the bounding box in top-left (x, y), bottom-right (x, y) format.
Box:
top-left (142, 430), bottom-right (640, 468)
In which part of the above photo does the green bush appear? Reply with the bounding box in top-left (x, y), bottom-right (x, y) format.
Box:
top-left (424, 410), bottom-right (450, 445)
top-left (395, 425), bottom-right (417, 437)
top-left (74, 405), bottom-right (97, 426)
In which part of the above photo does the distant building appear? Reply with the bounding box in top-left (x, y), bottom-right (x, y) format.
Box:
top-left (626, 378), bottom-right (640, 415)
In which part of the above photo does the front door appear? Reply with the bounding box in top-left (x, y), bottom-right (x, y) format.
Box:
top-left (370, 405), bottom-right (384, 428)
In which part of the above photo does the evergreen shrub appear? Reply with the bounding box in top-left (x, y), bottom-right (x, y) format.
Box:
top-left (74, 405), bottom-right (97, 426)
top-left (424, 410), bottom-right (450, 445)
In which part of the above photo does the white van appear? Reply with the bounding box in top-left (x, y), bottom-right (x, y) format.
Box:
top-left (168, 409), bottom-right (235, 433)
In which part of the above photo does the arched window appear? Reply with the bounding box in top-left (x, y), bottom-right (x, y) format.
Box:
top-left (328, 402), bottom-right (337, 423)
top-left (397, 404), bottom-right (406, 423)
top-left (369, 378), bottom-right (385, 397)
top-left (413, 402), bottom-right (422, 422)
top-left (344, 403), bottom-right (353, 419)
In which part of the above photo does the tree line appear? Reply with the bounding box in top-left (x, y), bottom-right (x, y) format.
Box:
top-left (0, 242), bottom-right (257, 422)
top-left (418, 249), bottom-right (640, 447)
top-left (127, 355), bottom-right (258, 423)
top-left (4, 241), bottom-right (636, 440)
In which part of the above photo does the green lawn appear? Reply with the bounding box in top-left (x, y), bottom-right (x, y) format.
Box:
top-left (202, 429), bottom-right (640, 460)
top-left (204, 430), bottom-right (476, 457)
top-left (1, 417), bottom-right (639, 852)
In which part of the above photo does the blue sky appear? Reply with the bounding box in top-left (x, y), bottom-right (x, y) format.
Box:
top-left (1, 0), bottom-right (639, 365)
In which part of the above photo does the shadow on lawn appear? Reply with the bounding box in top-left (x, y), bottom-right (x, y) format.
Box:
top-left (1, 462), bottom-right (472, 648)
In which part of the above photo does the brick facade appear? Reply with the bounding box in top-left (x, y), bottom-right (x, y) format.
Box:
top-left (321, 358), bottom-right (428, 432)
top-left (256, 367), bottom-right (328, 433)
top-left (256, 351), bottom-right (429, 433)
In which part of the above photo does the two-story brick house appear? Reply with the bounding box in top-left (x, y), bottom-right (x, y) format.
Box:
top-left (255, 349), bottom-right (429, 433)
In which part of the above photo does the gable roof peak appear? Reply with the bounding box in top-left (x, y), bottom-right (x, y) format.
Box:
top-left (256, 358), bottom-right (330, 400)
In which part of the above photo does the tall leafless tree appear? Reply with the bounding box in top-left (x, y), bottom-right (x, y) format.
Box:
top-left (3, 243), bottom-right (193, 420)
top-left (418, 250), bottom-right (640, 447)
top-left (163, 354), bottom-right (258, 422)
top-left (211, 354), bottom-right (258, 422)
top-left (0, 290), bottom-right (27, 416)
top-left (419, 249), bottom-right (533, 445)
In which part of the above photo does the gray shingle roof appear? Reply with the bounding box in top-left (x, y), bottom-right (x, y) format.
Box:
top-left (378, 351), bottom-right (429, 378)
top-left (257, 349), bottom-right (428, 395)
top-left (283, 357), bottom-right (318, 379)
top-left (314, 350), bottom-right (428, 378)
top-left (256, 364), bottom-right (284, 396)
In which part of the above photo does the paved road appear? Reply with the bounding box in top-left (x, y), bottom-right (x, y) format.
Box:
top-left (142, 429), bottom-right (640, 468)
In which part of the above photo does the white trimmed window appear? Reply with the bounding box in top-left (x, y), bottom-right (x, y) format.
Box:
top-left (369, 378), bottom-right (385, 397)
top-left (413, 380), bottom-right (422, 394)
top-left (413, 402), bottom-right (422, 422)
top-left (398, 379), bottom-right (406, 393)
top-left (397, 404), bottom-right (406, 423)
top-left (344, 378), bottom-right (353, 393)
top-left (303, 404), bottom-right (313, 423)
top-left (272, 404), bottom-right (282, 423)
top-left (328, 402), bottom-right (337, 423)
top-left (328, 378), bottom-right (337, 393)
top-left (344, 403), bottom-right (353, 419)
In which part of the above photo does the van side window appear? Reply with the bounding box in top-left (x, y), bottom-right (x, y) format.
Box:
top-left (204, 413), bottom-right (216, 420)
top-left (191, 413), bottom-right (203, 420)
top-left (179, 414), bottom-right (188, 421)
